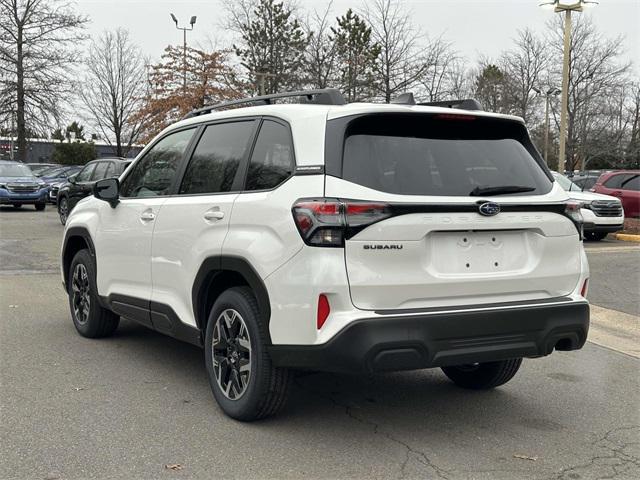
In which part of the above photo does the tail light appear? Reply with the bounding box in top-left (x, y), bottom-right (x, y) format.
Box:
top-left (292, 198), bottom-right (391, 247)
top-left (564, 200), bottom-right (584, 239)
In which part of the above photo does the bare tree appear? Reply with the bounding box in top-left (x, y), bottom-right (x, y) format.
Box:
top-left (500, 28), bottom-right (551, 122)
top-left (547, 16), bottom-right (630, 171)
top-left (446, 59), bottom-right (473, 100)
top-left (626, 82), bottom-right (640, 167)
top-left (419, 36), bottom-right (461, 102)
top-left (362, 0), bottom-right (428, 102)
top-left (0, 0), bottom-right (86, 161)
top-left (303, 2), bottom-right (337, 89)
top-left (80, 28), bottom-right (147, 157)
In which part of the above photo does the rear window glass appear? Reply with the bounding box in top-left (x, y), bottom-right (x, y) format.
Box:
top-left (339, 114), bottom-right (552, 196)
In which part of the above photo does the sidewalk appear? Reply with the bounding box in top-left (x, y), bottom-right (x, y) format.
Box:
top-left (588, 304), bottom-right (640, 358)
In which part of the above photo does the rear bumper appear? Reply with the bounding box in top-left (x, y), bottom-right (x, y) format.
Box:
top-left (583, 222), bottom-right (624, 233)
top-left (269, 300), bottom-right (589, 374)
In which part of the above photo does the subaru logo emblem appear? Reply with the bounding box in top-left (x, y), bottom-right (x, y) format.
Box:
top-left (478, 202), bottom-right (500, 216)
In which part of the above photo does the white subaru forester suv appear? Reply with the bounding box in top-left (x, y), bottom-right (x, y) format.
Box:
top-left (61, 89), bottom-right (590, 421)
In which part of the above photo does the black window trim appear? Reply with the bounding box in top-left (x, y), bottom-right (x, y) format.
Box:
top-left (118, 114), bottom-right (297, 201)
top-left (237, 116), bottom-right (297, 194)
top-left (173, 117), bottom-right (261, 197)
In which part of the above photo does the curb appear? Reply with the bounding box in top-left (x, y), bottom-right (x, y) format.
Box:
top-left (615, 233), bottom-right (640, 243)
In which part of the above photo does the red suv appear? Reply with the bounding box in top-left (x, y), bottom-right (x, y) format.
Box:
top-left (592, 171), bottom-right (640, 218)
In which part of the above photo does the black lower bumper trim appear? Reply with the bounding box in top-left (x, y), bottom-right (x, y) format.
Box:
top-left (583, 223), bottom-right (623, 233)
top-left (269, 301), bottom-right (589, 374)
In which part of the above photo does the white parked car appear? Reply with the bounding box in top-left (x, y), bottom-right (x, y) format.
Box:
top-left (61, 90), bottom-right (590, 421)
top-left (552, 172), bottom-right (624, 241)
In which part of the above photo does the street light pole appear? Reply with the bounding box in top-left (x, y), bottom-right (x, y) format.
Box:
top-left (539, 1), bottom-right (598, 173)
top-left (170, 13), bottom-right (197, 95)
top-left (558, 8), bottom-right (572, 174)
top-left (537, 87), bottom-right (561, 166)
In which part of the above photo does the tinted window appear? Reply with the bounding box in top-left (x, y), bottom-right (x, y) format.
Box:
top-left (603, 174), bottom-right (628, 189)
top-left (91, 162), bottom-right (109, 180)
top-left (75, 163), bottom-right (96, 182)
top-left (339, 114), bottom-right (552, 196)
top-left (245, 120), bottom-right (294, 191)
top-left (179, 122), bottom-right (254, 195)
top-left (104, 162), bottom-right (115, 178)
top-left (622, 174), bottom-right (639, 191)
top-left (121, 128), bottom-right (195, 197)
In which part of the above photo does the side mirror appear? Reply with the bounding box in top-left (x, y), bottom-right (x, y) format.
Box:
top-left (68, 174), bottom-right (77, 184)
top-left (93, 177), bottom-right (119, 208)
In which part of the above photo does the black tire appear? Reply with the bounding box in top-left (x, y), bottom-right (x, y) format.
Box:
top-left (441, 358), bottom-right (522, 390)
top-left (204, 286), bottom-right (292, 421)
top-left (68, 249), bottom-right (119, 338)
top-left (58, 196), bottom-right (69, 225)
top-left (35, 202), bottom-right (46, 211)
top-left (584, 231), bottom-right (607, 241)
top-left (12, 204), bottom-right (22, 209)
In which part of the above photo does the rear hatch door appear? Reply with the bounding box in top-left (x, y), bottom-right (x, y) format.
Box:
top-left (324, 112), bottom-right (581, 311)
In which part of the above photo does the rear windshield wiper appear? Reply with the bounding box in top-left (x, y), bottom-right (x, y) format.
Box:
top-left (469, 185), bottom-right (536, 196)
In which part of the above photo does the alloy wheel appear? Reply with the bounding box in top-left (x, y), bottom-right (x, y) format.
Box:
top-left (212, 309), bottom-right (252, 400)
top-left (59, 198), bottom-right (68, 224)
top-left (71, 263), bottom-right (90, 325)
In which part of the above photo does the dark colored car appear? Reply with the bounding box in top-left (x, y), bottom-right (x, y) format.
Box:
top-left (0, 161), bottom-right (49, 210)
top-left (57, 158), bottom-right (131, 224)
top-left (591, 170), bottom-right (640, 218)
top-left (25, 163), bottom-right (60, 176)
top-left (41, 166), bottom-right (83, 203)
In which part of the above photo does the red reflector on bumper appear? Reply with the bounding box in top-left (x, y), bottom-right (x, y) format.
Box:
top-left (580, 279), bottom-right (589, 298)
top-left (317, 294), bottom-right (330, 329)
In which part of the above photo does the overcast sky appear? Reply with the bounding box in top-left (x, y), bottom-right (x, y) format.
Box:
top-left (78, 0), bottom-right (639, 71)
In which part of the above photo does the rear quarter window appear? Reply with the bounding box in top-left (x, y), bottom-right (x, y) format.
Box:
top-left (603, 174), bottom-right (628, 189)
top-left (622, 174), bottom-right (639, 191)
top-left (332, 113), bottom-right (552, 197)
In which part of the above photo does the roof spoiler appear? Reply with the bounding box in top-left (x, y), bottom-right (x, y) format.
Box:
top-left (418, 98), bottom-right (483, 111)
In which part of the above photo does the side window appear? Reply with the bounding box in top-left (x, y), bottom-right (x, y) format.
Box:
top-left (604, 174), bottom-right (627, 189)
top-left (622, 174), bottom-right (639, 191)
top-left (245, 120), bottom-right (294, 191)
top-left (179, 121), bottom-right (254, 195)
top-left (75, 163), bottom-right (96, 182)
top-left (104, 162), bottom-right (115, 178)
top-left (121, 128), bottom-right (195, 198)
top-left (91, 162), bottom-right (108, 180)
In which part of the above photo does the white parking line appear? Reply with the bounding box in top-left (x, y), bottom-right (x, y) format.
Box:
top-left (584, 246), bottom-right (640, 254)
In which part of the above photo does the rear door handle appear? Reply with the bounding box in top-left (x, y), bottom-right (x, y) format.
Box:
top-left (204, 210), bottom-right (225, 221)
top-left (140, 211), bottom-right (155, 221)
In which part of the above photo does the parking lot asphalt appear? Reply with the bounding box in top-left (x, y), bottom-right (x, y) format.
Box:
top-left (1, 207), bottom-right (639, 480)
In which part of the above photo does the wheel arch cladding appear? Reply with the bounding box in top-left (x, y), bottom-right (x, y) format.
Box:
top-left (62, 227), bottom-right (95, 289)
top-left (193, 256), bottom-right (272, 343)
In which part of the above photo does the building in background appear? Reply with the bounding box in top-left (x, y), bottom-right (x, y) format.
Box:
top-left (0, 137), bottom-right (143, 163)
